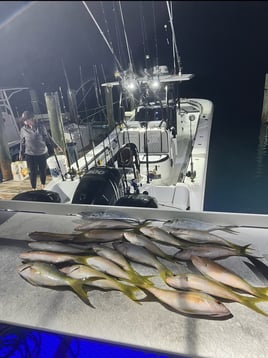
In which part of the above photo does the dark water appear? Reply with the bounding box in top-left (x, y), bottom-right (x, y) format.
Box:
top-left (203, 79), bottom-right (268, 215)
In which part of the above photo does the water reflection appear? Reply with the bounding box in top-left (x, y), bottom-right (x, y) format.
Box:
top-left (255, 122), bottom-right (268, 178)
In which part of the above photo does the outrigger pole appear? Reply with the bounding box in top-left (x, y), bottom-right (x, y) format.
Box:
top-left (61, 59), bottom-right (89, 172)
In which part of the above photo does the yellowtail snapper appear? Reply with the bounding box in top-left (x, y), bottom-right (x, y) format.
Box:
top-left (191, 256), bottom-right (268, 299)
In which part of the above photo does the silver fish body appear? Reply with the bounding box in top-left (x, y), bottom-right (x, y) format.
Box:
top-left (19, 251), bottom-right (78, 264)
top-left (60, 264), bottom-right (145, 301)
top-left (17, 261), bottom-right (90, 305)
top-left (28, 241), bottom-right (90, 254)
top-left (84, 256), bottom-right (130, 281)
top-left (191, 256), bottom-right (268, 298)
top-left (146, 286), bottom-right (231, 318)
top-left (166, 273), bottom-right (268, 316)
top-left (166, 274), bottom-right (241, 302)
top-left (78, 229), bottom-right (126, 242)
top-left (162, 218), bottom-right (238, 234)
top-left (123, 231), bottom-right (171, 260)
top-left (174, 245), bottom-right (247, 261)
top-left (74, 219), bottom-right (138, 231)
top-left (92, 245), bottom-right (132, 271)
top-left (139, 226), bottom-right (182, 248)
top-left (113, 242), bottom-right (173, 280)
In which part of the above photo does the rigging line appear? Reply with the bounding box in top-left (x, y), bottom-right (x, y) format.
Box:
top-left (93, 65), bottom-right (101, 108)
top-left (113, 1), bottom-right (126, 70)
top-left (100, 1), bottom-right (119, 75)
top-left (100, 64), bottom-right (115, 166)
top-left (62, 59), bottom-right (89, 171)
top-left (166, 1), bottom-right (181, 74)
top-left (79, 65), bottom-right (87, 117)
top-left (82, 1), bottom-right (123, 72)
top-left (152, 1), bottom-right (159, 70)
top-left (100, 1), bottom-right (113, 49)
top-left (77, 82), bottom-right (95, 110)
top-left (118, 1), bottom-right (133, 72)
top-left (139, 2), bottom-right (149, 71)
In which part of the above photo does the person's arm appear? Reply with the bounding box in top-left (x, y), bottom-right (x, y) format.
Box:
top-left (47, 132), bottom-right (63, 152)
top-left (41, 124), bottom-right (63, 152)
top-left (19, 129), bottom-right (25, 160)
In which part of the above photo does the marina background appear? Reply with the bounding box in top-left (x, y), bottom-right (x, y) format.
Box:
top-left (0, 2), bottom-right (268, 357)
top-left (1, 1), bottom-right (268, 214)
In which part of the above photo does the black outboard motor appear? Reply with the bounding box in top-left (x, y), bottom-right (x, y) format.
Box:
top-left (115, 193), bottom-right (158, 208)
top-left (12, 190), bottom-right (61, 203)
top-left (72, 166), bottom-right (125, 205)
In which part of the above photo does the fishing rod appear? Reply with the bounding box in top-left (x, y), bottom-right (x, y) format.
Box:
top-left (68, 126), bottom-right (80, 179)
top-left (82, 1), bottom-right (123, 73)
top-left (187, 115), bottom-right (196, 182)
top-left (143, 117), bottom-right (150, 184)
top-left (152, 1), bottom-right (159, 72)
top-left (52, 148), bottom-right (65, 182)
top-left (61, 59), bottom-right (89, 172)
top-left (59, 86), bottom-right (67, 114)
top-left (88, 119), bottom-right (97, 167)
top-left (166, 1), bottom-right (181, 75)
top-left (118, 1), bottom-right (134, 74)
top-left (79, 65), bottom-right (87, 119)
top-left (139, 2), bottom-right (150, 71)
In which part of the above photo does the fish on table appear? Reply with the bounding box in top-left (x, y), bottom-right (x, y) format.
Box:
top-left (60, 264), bottom-right (145, 302)
top-left (162, 217), bottom-right (239, 234)
top-left (139, 285), bottom-right (232, 319)
top-left (17, 261), bottom-right (91, 306)
top-left (113, 242), bottom-right (174, 281)
top-left (191, 256), bottom-right (268, 298)
top-left (173, 243), bottom-right (252, 261)
top-left (166, 273), bottom-right (268, 317)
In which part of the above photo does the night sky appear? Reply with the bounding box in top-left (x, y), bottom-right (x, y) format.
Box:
top-left (0, 1), bottom-right (268, 114)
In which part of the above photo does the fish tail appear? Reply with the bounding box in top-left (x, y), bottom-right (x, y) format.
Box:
top-left (239, 244), bottom-right (256, 257)
top-left (127, 271), bottom-right (155, 287)
top-left (240, 296), bottom-right (268, 317)
top-left (254, 287), bottom-right (268, 298)
top-left (116, 282), bottom-right (144, 304)
top-left (70, 281), bottom-right (94, 308)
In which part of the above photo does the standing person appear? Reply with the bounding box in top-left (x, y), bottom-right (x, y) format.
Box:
top-left (19, 111), bottom-right (62, 190)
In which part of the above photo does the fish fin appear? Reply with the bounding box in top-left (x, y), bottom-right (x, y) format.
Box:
top-left (241, 296), bottom-right (268, 316)
top-left (210, 226), bottom-right (239, 235)
top-left (126, 271), bottom-right (155, 287)
top-left (159, 268), bottom-right (174, 282)
top-left (70, 281), bottom-right (95, 307)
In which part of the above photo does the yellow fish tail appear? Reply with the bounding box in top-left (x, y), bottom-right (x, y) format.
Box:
top-left (240, 296), bottom-right (268, 317)
top-left (70, 281), bottom-right (94, 308)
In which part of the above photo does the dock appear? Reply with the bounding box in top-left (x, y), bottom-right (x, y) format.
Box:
top-left (0, 176), bottom-right (52, 201)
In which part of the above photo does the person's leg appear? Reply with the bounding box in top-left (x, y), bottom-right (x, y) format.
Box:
top-left (38, 154), bottom-right (47, 188)
top-left (25, 154), bottom-right (38, 189)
